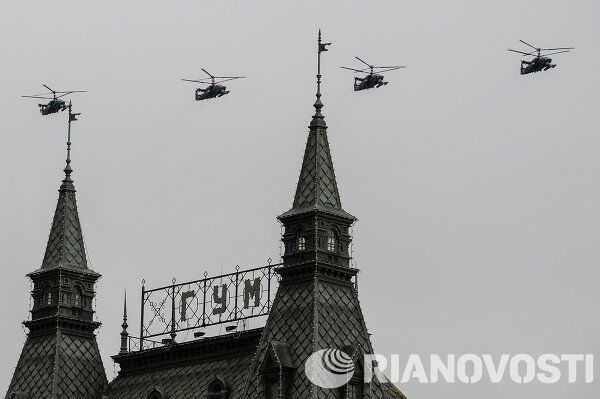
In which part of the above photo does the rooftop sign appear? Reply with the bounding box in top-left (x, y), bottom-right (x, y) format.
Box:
top-left (140, 260), bottom-right (280, 344)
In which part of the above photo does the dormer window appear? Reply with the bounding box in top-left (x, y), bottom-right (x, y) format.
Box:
top-left (207, 377), bottom-right (230, 399)
top-left (327, 230), bottom-right (336, 252)
top-left (146, 386), bottom-right (166, 399)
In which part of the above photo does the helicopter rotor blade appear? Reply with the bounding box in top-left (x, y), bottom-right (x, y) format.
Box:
top-left (55, 90), bottom-right (87, 99)
top-left (43, 84), bottom-right (56, 94)
top-left (25, 92), bottom-right (55, 97)
top-left (373, 66), bottom-right (405, 69)
top-left (341, 66), bottom-right (368, 74)
top-left (542, 50), bottom-right (572, 56)
top-left (55, 90), bottom-right (87, 94)
top-left (213, 76), bottom-right (245, 79)
top-left (540, 47), bottom-right (574, 51)
top-left (519, 40), bottom-right (539, 51)
top-left (508, 49), bottom-right (535, 56)
top-left (182, 79), bottom-right (212, 84)
top-left (375, 67), bottom-right (405, 74)
top-left (355, 56), bottom-right (373, 69)
top-left (213, 77), bottom-right (244, 84)
top-left (201, 69), bottom-right (215, 79)
top-left (22, 95), bottom-right (54, 100)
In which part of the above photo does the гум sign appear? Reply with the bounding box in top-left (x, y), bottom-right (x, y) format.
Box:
top-left (140, 262), bottom-right (280, 341)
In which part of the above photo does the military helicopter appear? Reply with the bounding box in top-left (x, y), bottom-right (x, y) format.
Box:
top-left (508, 40), bottom-right (574, 75)
top-left (22, 85), bottom-right (86, 115)
top-left (341, 57), bottom-right (405, 91)
top-left (182, 69), bottom-right (245, 101)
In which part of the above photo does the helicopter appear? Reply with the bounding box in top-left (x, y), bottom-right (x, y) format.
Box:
top-left (508, 40), bottom-right (574, 75)
top-left (182, 69), bottom-right (245, 101)
top-left (22, 85), bottom-right (86, 115)
top-left (341, 57), bottom-right (405, 91)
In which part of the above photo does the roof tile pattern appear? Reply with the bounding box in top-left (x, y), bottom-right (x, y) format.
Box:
top-left (107, 354), bottom-right (255, 399)
top-left (41, 185), bottom-right (88, 270)
top-left (5, 335), bottom-right (56, 399)
top-left (5, 331), bottom-right (106, 399)
top-left (291, 124), bottom-right (342, 213)
top-left (242, 275), bottom-right (391, 399)
top-left (383, 381), bottom-right (408, 399)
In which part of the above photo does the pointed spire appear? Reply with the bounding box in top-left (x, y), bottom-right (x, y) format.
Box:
top-left (311, 29), bottom-right (330, 128)
top-left (37, 102), bottom-right (93, 272)
top-left (119, 291), bottom-right (129, 354)
top-left (279, 30), bottom-right (354, 220)
top-left (60, 102), bottom-right (75, 192)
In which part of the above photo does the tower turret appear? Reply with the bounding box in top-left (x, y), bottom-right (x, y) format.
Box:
top-left (6, 105), bottom-right (107, 399)
top-left (242, 31), bottom-right (393, 399)
top-left (278, 30), bottom-right (356, 270)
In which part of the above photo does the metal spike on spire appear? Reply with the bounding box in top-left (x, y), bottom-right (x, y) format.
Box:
top-left (123, 289), bottom-right (128, 320)
top-left (119, 290), bottom-right (129, 354)
top-left (60, 101), bottom-right (81, 192)
top-left (312, 29), bottom-right (331, 126)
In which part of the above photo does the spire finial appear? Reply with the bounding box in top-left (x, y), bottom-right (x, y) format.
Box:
top-left (60, 101), bottom-right (81, 192)
top-left (312, 29), bottom-right (331, 126)
top-left (119, 290), bottom-right (129, 354)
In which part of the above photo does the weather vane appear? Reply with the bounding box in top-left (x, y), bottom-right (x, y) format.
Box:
top-left (65, 100), bottom-right (81, 167)
top-left (317, 29), bottom-right (331, 92)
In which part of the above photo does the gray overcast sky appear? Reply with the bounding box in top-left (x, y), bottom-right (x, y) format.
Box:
top-left (1, 1), bottom-right (599, 398)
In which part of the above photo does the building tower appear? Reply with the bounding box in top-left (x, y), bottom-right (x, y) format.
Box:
top-left (242, 31), bottom-right (404, 399)
top-left (6, 115), bottom-right (107, 399)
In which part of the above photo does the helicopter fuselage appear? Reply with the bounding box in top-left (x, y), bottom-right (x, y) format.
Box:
top-left (520, 56), bottom-right (556, 75)
top-left (39, 99), bottom-right (67, 115)
top-left (195, 84), bottom-right (230, 100)
top-left (354, 73), bottom-right (388, 91)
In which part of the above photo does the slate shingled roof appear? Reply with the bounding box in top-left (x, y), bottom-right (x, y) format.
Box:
top-left (383, 381), bottom-right (408, 399)
top-left (108, 354), bottom-right (254, 399)
top-left (107, 329), bottom-right (263, 399)
top-left (5, 330), bottom-right (107, 399)
top-left (38, 164), bottom-right (93, 273)
top-left (241, 265), bottom-right (391, 399)
top-left (106, 279), bottom-right (407, 399)
top-left (279, 90), bottom-right (355, 221)
top-left (292, 123), bottom-right (342, 211)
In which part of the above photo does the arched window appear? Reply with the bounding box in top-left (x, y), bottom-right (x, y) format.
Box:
top-left (327, 230), bottom-right (336, 252)
top-left (297, 232), bottom-right (306, 251)
top-left (74, 287), bottom-right (82, 308)
top-left (207, 377), bottom-right (229, 399)
top-left (146, 386), bottom-right (166, 399)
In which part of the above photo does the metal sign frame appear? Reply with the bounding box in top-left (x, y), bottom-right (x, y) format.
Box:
top-left (139, 260), bottom-right (281, 347)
